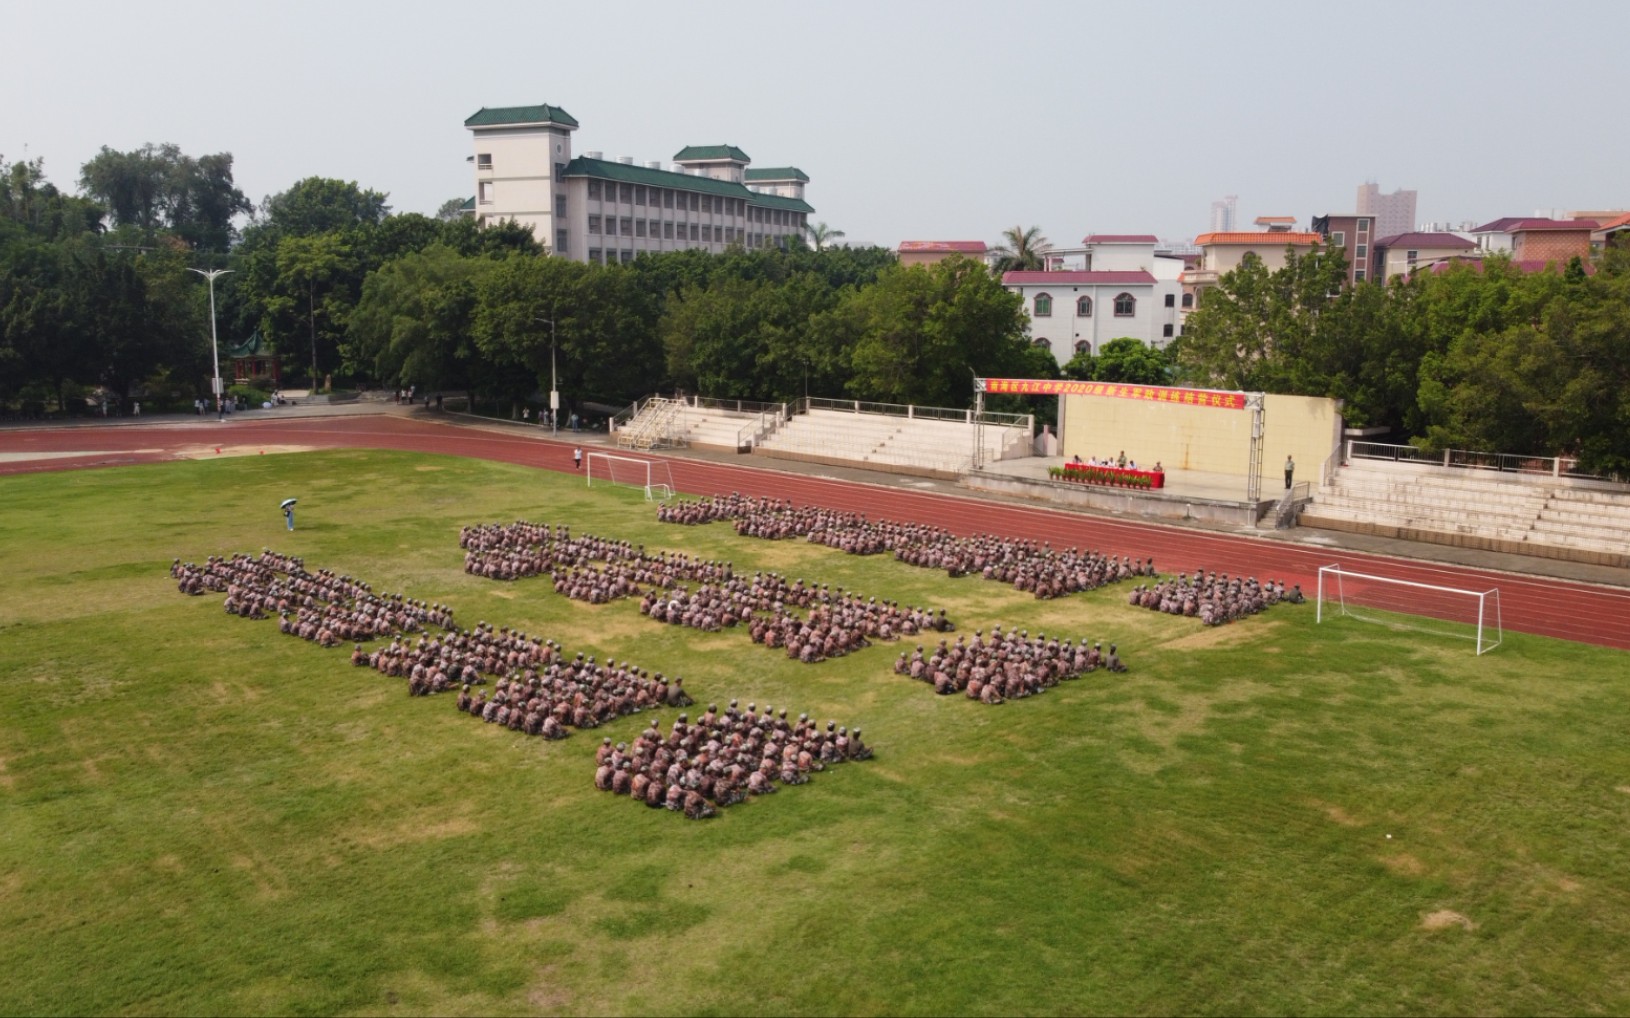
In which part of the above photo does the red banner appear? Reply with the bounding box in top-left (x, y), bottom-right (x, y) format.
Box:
top-left (976, 378), bottom-right (1247, 410)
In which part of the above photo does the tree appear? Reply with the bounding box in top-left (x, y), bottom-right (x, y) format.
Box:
top-left (806, 221), bottom-right (846, 252)
top-left (1064, 337), bottom-right (1172, 384)
top-left (844, 256), bottom-right (1029, 406)
top-left (435, 197), bottom-right (471, 222)
top-left (989, 225), bottom-right (1051, 273)
top-left (78, 144), bottom-right (250, 252)
top-left (267, 233), bottom-right (356, 387)
top-left (347, 245), bottom-right (488, 391)
top-left (258, 177), bottom-right (390, 237)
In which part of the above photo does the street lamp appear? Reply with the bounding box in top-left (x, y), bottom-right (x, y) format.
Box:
top-left (533, 314), bottom-right (558, 436)
top-left (188, 268), bottom-right (233, 421)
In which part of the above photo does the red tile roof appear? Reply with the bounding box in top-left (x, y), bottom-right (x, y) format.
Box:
top-left (1193, 231), bottom-right (1322, 247)
top-left (1081, 233), bottom-right (1158, 244)
top-left (1002, 270), bottom-right (1157, 285)
top-left (1594, 212), bottom-right (1630, 232)
top-left (1373, 232), bottom-right (1475, 250)
top-left (1511, 218), bottom-right (1598, 232)
top-left (898, 240), bottom-right (988, 253)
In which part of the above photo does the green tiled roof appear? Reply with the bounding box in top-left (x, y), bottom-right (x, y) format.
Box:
top-left (673, 144), bottom-right (751, 163)
top-left (225, 330), bottom-right (274, 359)
top-left (749, 192), bottom-right (814, 214)
top-left (464, 104), bottom-right (579, 129)
top-left (459, 196), bottom-right (475, 211)
top-left (563, 157), bottom-right (813, 214)
top-left (745, 166), bottom-right (809, 183)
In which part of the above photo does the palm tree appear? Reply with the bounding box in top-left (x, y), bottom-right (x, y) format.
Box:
top-left (990, 225), bottom-right (1051, 273)
top-left (807, 221), bottom-right (846, 252)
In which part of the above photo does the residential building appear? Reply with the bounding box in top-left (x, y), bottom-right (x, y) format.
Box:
top-left (1371, 232), bottom-right (1476, 279)
top-left (1356, 182), bottom-right (1417, 240)
top-left (465, 103), bottom-right (812, 263)
top-left (1254, 216), bottom-right (1298, 232)
top-left (1470, 217), bottom-right (1597, 269)
top-left (1004, 234), bottom-right (1183, 363)
top-left (1209, 195), bottom-right (1238, 233)
top-left (1593, 212), bottom-right (1630, 250)
top-left (1310, 213), bottom-right (1377, 284)
top-left (1183, 229), bottom-right (1324, 306)
top-left (897, 241), bottom-right (988, 267)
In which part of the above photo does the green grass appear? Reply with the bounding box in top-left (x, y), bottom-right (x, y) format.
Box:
top-left (2, 450), bottom-right (1629, 1016)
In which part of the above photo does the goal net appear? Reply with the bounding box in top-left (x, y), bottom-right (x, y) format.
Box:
top-left (585, 452), bottom-right (675, 501)
top-left (1316, 564), bottom-right (1502, 654)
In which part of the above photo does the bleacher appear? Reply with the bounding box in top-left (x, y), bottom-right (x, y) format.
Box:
top-left (612, 396), bottom-right (1032, 478)
top-left (1301, 460), bottom-right (1630, 567)
top-left (755, 407), bottom-right (1026, 478)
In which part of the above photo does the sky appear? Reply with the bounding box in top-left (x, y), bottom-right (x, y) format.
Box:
top-left (5, 0), bottom-right (1627, 249)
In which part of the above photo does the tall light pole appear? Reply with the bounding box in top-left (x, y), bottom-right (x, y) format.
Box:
top-left (533, 314), bottom-right (558, 436)
top-left (189, 268), bottom-right (233, 421)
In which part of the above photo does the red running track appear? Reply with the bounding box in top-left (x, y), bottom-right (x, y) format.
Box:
top-left (5, 414), bottom-right (1628, 650)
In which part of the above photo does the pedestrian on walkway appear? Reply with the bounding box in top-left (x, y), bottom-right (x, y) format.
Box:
top-left (1284, 455), bottom-right (1295, 490)
top-left (573, 447), bottom-right (583, 470)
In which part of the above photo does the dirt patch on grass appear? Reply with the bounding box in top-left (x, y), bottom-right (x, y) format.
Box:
top-left (1382, 852), bottom-right (1427, 877)
top-left (1617, 785), bottom-right (1630, 796)
top-left (528, 966), bottom-right (572, 1012)
top-left (1160, 620), bottom-right (1277, 651)
top-left (0, 756), bottom-right (12, 790)
top-left (230, 852), bottom-right (290, 901)
top-left (1309, 800), bottom-right (1361, 827)
top-left (351, 812), bottom-right (480, 851)
top-left (174, 443), bottom-right (316, 459)
top-left (1421, 909), bottom-right (1476, 931)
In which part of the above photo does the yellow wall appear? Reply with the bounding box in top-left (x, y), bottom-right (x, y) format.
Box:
top-left (1059, 392), bottom-right (1341, 482)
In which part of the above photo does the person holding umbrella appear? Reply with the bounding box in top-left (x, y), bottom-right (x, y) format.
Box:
top-left (281, 498), bottom-right (297, 531)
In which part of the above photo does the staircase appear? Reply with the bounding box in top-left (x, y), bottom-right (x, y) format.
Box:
top-left (615, 397), bottom-right (686, 451)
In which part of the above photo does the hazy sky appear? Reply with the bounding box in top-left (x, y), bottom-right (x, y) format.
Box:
top-left (5, 0), bottom-right (1627, 248)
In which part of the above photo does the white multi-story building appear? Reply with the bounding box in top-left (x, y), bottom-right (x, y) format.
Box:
top-left (1003, 236), bottom-right (1183, 364)
top-left (465, 104), bottom-right (813, 263)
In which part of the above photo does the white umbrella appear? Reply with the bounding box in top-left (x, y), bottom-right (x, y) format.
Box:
top-left (280, 498), bottom-right (298, 509)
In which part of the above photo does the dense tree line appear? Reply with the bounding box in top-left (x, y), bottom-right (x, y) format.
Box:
top-left (1172, 245), bottom-right (1630, 473)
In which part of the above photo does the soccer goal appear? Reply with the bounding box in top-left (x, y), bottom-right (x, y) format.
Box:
top-left (1316, 564), bottom-right (1502, 654)
top-left (585, 451), bottom-right (676, 501)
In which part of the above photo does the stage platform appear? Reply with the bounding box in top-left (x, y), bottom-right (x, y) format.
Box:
top-left (963, 456), bottom-right (1281, 527)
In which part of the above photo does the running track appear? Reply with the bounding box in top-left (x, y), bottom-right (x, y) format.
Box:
top-left (5, 414), bottom-right (1628, 650)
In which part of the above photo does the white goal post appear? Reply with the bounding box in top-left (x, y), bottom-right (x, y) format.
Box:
top-left (1317, 564), bottom-right (1502, 654)
top-left (585, 452), bottom-right (675, 501)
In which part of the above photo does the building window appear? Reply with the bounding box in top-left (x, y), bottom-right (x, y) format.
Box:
top-left (477, 153), bottom-right (492, 169)
top-left (589, 248), bottom-right (602, 264)
top-left (702, 225), bottom-right (713, 242)
top-left (555, 228), bottom-right (568, 252)
top-left (1032, 338), bottom-right (1051, 351)
top-left (1406, 250), bottom-right (1419, 263)
top-left (1164, 293), bottom-right (1175, 307)
top-left (1357, 218), bottom-right (1371, 231)
top-left (635, 187), bottom-right (646, 206)
top-left (1181, 292), bottom-right (1194, 309)
top-left (587, 180), bottom-right (602, 199)
top-left (1113, 293), bottom-right (1136, 316)
top-left (620, 250), bottom-right (634, 264)
top-left (689, 223), bottom-right (699, 241)
top-left (1353, 269), bottom-right (1367, 281)
top-left (701, 195), bottom-right (712, 213)
top-left (1332, 231), bottom-right (1345, 247)
top-left (1074, 340), bottom-right (1091, 355)
top-left (619, 184), bottom-right (633, 202)
top-left (555, 195), bottom-right (567, 218)
top-left (1356, 244), bottom-right (1368, 259)
top-left (620, 218), bottom-right (633, 237)
top-left (664, 190), bottom-right (674, 209)
top-left (1162, 324), bottom-right (1174, 338)
top-left (477, 181), bottom-right (492, 204)
top-left (1076, 296), bottom-right (1092, 316)
top-left (588, 215), bottom-right (601, 235)
top-left (1034, 293), bottom-right (1052, 317)
top-left (664, 221), bottom-right (674, 239)
top-left (635, 220), bottom-right (646, 238)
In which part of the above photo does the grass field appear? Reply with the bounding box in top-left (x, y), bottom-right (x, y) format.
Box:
top-left (3, 449), bottom-right (1629, 1016)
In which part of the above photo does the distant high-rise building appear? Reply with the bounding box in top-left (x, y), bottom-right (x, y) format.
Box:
top-left (1356, 182), bottom-right (1417, 240)
top-left (1209, 195), bottom-right (1238, 233)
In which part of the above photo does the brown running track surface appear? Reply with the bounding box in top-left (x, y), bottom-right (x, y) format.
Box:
top-left (4, 414), bottom-right (1627, 650)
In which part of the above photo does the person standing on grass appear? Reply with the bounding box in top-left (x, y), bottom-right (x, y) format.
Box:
top-left (283, 504), bottom-right (295, 531)
top-left (574, 447), bottom-right (583, 470)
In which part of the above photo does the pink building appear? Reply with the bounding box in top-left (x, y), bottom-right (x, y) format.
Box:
top-left (897, 241), bottom-right (988, 267)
